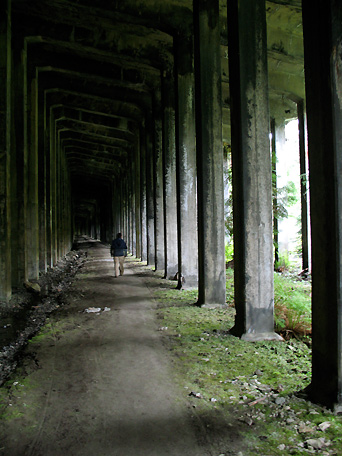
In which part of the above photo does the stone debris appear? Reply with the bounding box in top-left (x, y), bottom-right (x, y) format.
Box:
top-left (189, 391), bottom-right (202, 398)
top-left (24, 281), bottom-right (41, 294)
top-left (0, 250), bottom-right (86, 386)
top-left (84, 306), bottom-right (111, 314)
top-left (318, 421), bottom-right (331, 432)
top-left (85, 307), bottom-right (102, 313)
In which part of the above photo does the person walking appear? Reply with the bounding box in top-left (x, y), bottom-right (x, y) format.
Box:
top-left (110, 233), bottom-right (128, 277)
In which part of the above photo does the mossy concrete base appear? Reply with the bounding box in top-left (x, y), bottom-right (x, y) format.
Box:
top-left (200, 303), bottom-right (228, 309)
top-left (240, 331), bottom-right (284, 342)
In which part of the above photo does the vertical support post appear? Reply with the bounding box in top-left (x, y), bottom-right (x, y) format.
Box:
top-left (12, 46), bottom-right (27, 284)
top-left (271, 118), bottom-right (279, 266)
top-left (175, 34), bottom-right (198, 289)
top-left (146, 128), bottom-right (155, 266)
top-left (162, 72), bottom-right (178, 279)
top-left (153, 93), bottom-right (165, 272)
top-left (194, 0), bottom-right (226, 307)
top-left (227, 0), bottom-right (281, 339)
top-left (25, 53), bottom-right (39, 280)
top-left (140, 125), bottom-right (147, 262)
top-left (37, 76), bottom-right (47, 272)
top-left (134, 127), bottom-right (141, 259)
top-left (302, 0), bottom-right (342, 410)
top-left (0, 0), bottom-right (12, 300)
top-left (297, 100), bottom-right (309, 271)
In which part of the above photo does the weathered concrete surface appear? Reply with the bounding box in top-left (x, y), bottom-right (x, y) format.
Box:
top-left (228, 0), bottom-right (281, 341)
top-left (302, 0), bottom-right (342, 410)
top-left (0, 241), bottom-right (209, 456)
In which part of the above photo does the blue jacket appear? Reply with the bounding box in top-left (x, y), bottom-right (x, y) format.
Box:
top-left (111, 238), bottom-right (127, 257)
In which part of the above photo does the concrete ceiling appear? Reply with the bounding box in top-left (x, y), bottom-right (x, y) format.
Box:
top-left (12, 0), bottom-right (305, 202)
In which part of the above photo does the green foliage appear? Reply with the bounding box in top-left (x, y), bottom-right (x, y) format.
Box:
top-left (273, 180), bottom-right (299, 221)
top-left (273, 273), bottom-right (311, 336)
top-left (223, 143), bottom-right (233, 241)
top-left (225, 242), bottom-right (234, 262)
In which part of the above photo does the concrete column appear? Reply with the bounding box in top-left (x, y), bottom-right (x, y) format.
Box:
top-left (194, 0), bottom-right (226, 306)
top-left (153, 94), bottom-right (165, 272)
top-left (44, 99), bottom-right (52, 267)
top-left (271, 118), bottom-right (279, 265)
top-left (50, 107), bottom-right (58, 265)
top-left (25, 58), bottom-right (39, 280)
top-left (175, 34), bottom-right (198, 289)
top-left (146, 128), bottom-right (155, 266)
top-left (297, 100), bottom-right (309, 271)
top-left (12, 46), bottom-right (27, 284)
top-left (227, 0), bottom-right (281, 339)
top-left (134, 128), bottom-right (141, 259)
top-left (162, 73), bottom-right (178, 279)
top-left (37, 80), bottom-right (47, 272)
top-left (302, 0), bottom-right (342, 410)
top-left (0, 0), bottom-right (12, 300)
top-left (129, 161), bottom-right (136, 255)
top-left (140, 126), bottom-right (147, 262)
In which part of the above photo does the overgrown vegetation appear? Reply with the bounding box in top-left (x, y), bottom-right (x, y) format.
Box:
top-left (152, 270), bottom-right (342, 456)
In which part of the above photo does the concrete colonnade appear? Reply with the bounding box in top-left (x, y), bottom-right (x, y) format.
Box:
top-left (1, 0), bottom-right (342, 410)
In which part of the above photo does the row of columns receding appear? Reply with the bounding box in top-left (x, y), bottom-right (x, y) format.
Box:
top-left (1, 0), bottom-right (342, 409)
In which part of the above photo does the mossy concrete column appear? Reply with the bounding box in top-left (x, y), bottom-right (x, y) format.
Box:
top-left (49, 104), bottom-right (58, 265)
top-left (11, 44), bottom-right (27, 284)
top-left (297, 100), bottom-right (309, 271)
top-left (175, 34), bottom-right (198, 289)
top-left (0, 0), bottom-right (12, 300)
top-left (134, 127), bottom-right (141, 259)
top-left (25, 56), bottom-right (39, 280)
top-left (146, 128), bottom-right (155, 266)
top-left (37, 78), bottom-right (47, 272)
top-left (153, 95), bottom-right (165, 272)
top-left (227, 0), bottom-right (281, 339)
top-left (194, 0), bottom-right (226, 306)
top-left (162, 73), bottom-right (178, 279)
top-left (140, 126), bottom-right (147, 262)
top-left (303, 0), bottom-right (342, 410)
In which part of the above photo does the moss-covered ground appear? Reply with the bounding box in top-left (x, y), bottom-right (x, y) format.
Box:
top-left (150, 268), bottom-right (342, 455)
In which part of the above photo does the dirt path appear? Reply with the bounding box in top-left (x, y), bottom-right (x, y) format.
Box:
top-left (0, 241), bottom-right (212, 456)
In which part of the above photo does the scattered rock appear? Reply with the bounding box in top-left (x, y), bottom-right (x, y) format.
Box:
top-left (24, 281), bottom-right (41, 293)
top-left (318, 421), bottom-right (331, 432)
top-left (305, 437), bottom-right (326, 450)
top-left (275, 397), bottom-right (286, 406)
top-left (189, 391), bottom-right (202, 398)
top-left (85, 307), bottom-right (101, 313)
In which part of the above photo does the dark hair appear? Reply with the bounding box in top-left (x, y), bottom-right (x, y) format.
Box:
top-left (116, 233), bottom-right (122, 238)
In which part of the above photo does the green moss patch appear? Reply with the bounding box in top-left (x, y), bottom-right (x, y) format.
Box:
top-left (152, 272), bottom-right (342, 456)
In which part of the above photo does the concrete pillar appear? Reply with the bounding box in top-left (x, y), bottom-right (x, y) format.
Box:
top-left (12, 46), bottom-right (27, 284)
top-left (297, 100), bottom-right (309, 271)
top-left (134, 128), bottom-right (141, 259)
top-left (162, 73), bottom-right (178, 279)
top-left (37, 80), bottom-right (47, 272)
top-left (140, 126), bottom-right (148, 262)
top-left (153, 94), bottom-right (165, 272)
top-left (175, 34), bottom-right (198, 289)
top-left (271, 118), bottom-right (279, 266)
top-left (49, 106), bottom-right (58, 265)
top-left (194, 0), bottom-right (226, 306)
top-left (25, 60), bottom-right (39, 280)
top-left (146, 128), bottom-right (155, 266)
top-left (0, 0), bottom-right (12, 300)
top-left (302, 0), bottom-right (342, 410)
top-left (227, 0), bottom-right (281, 339)
top-left (129, 161), bottom-right (136, 255)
